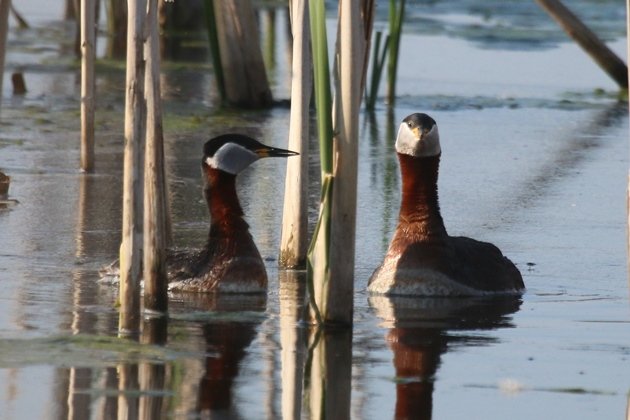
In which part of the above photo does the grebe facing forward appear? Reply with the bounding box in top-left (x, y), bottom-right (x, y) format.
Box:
top-left (167, 134), bottom-right (298, 293)
top-left (368, 113), bottom-right (524, 296)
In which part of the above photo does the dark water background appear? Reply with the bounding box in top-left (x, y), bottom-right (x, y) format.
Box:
top-left (0, 1), bottom-right (628, 419)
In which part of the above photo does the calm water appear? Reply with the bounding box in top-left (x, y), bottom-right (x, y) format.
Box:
top-left (0, 2), bottom-right (629, 419)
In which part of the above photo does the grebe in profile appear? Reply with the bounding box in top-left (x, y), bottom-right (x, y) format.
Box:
top-left (368, 113), bottom-right (524, 296)
top-left (166, 134), bottom-right (298, 293)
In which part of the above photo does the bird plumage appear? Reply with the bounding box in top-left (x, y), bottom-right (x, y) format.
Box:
top-left (168, 134), bottom-right (297, 293)
top-left (99, 134), bottom-right (298, 293)
top-left (368, 113), bottom-right (524, 296)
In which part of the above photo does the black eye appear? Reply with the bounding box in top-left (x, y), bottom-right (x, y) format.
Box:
top-left (407, 121), bottom-right (413, 127)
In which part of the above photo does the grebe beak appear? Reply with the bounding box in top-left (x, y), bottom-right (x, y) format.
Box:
top-left (410, 126), bottom-right (421, 140)
top-left (255, 146), bottom-right (299, 158)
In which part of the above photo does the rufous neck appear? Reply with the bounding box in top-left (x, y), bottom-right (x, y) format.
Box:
top-left (203, 167), bottom-right (248, 232)
top-left (397, 153), bottom-right (446, 235)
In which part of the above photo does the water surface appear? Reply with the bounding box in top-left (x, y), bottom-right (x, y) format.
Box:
top-left (0, 2), bottom-right (628, 419)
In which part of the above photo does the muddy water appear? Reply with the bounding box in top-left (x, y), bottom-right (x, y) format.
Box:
top-left (0, 3), bottom-right (629, 420)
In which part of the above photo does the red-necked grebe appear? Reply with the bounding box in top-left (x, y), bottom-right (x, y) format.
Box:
top-left (368, 113), bottom-right (524, 296)
top-left (158, 134), bottom-right (297, 293)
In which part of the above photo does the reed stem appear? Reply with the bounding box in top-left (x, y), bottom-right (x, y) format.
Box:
top-left (203, 0), bottom-right (226, 102)
top-left (386, 0), bottom-right (405, 105)
top-left (365, 31), bottom-right (389, 110)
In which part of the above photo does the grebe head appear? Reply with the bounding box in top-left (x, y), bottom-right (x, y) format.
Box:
top-left (395, 113), bottom-right (440, 158)
top-left (203, 134), bottom-right (298, 175)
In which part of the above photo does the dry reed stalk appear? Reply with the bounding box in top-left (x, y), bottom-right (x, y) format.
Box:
top-left (213, 0), bottom-right (272, 108)
top-left (537, 0), bottom-right (628, 89)
top-left (119, 0), bottom-right (147, 334)
top-left (0, 0), bottom-right (11, 115)
top-left (279, 0), bottom-right (312, 269)
top-left (80, 0), bottom-right (96, 172)
top-left (143, 0), bottom-right (169, 313)
top-left (309, 0), bottom-right (373, 326)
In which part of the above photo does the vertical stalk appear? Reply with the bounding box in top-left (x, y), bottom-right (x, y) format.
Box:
top-left (80, 0), bottom-right (96, 172)
top-left (626, 0), bottom-right (630, 282)
top-left (203, 0), bottom-right (226, 102)
top-left (386, 0), bottom-right (405, 105)
top-left (279, 0), bottom-right (312, 269)
top-left (309, 0), bottom-right (333, 176)
top-left (326, 0), bottom-right (367, 324)
top-left (261, 9), bottom-right (277, 72)
top-left (0, 171), bottom-right (9, 197)
top-left (105, 0), bottom-right (127, 59)
top-left (65, 0), bottom-right (76, 20)
top-left (143, 0), bottom-right (168, 313)
top-left (307, 0), bottom-right (333, 324)
top-left (307, 175), bottom-right (333, 325)
top-left (0, 0), bottom-right (11, 115)
top-left (308, 0), bottom-right (373, 326)
top-left (119, 0), bottom-right (147, 334)
top-left (214, 0), bottom-right (273, 108)
top-left (365, 31), bottom-right (389, 110)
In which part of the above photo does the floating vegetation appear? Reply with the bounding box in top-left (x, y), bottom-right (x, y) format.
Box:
top-left (466, 380), bottom-right (618, 396)
top-left (0, 334), bottom-right (207, 368)
top-left (394, 92), bottom-right (621, 111)
top-left (396, 0), bottom-right (625, 50)
top-left (0, 137), bottom-right (24, 148)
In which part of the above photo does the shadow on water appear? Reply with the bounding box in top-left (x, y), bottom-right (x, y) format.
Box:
top-left (369, 294), bottom-right (522, 419)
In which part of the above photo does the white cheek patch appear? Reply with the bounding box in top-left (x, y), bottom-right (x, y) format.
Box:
top-left (421, 125), bottom-right (441, 157)
top-left (395, 123), bottom-right (441, 157)
top-left (395, 123), bottom-right (417, 155)
top-left (206, 143), bottom-right (259, 174)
